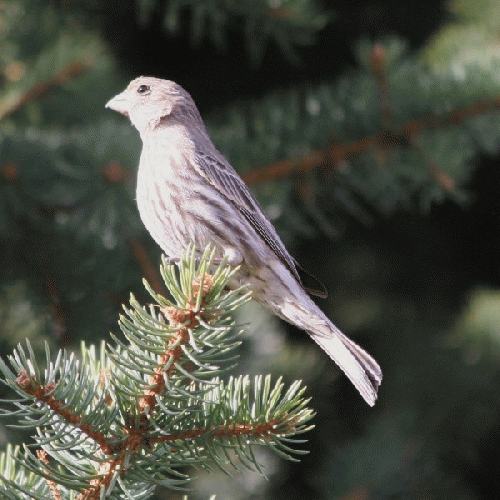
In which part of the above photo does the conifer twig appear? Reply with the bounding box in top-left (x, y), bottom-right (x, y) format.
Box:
top-left (36, 450), bottom-right (61, 500)
top-left (0, 60), bottom-right (93, 120)
top-left (243, 96), bottom-right (500, 185)
top-left (0, 247), bottom-right (313, 498)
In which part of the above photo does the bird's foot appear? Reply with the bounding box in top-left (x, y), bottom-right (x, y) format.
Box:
top-left (164, 256), bottom-right (224, 266)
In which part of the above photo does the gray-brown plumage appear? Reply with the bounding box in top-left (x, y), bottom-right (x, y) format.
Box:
top-left (106, 76), bottom-right (382, 405)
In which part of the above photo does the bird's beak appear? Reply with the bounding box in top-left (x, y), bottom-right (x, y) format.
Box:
top-left (106, 91), bottom-right (130, 117)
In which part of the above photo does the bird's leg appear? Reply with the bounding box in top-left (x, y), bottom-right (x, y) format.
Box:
top-left (164, 256), bottom-right (180, 265)
top-left (164, 249), bottom-right (243, 267)
top-left (223, 248), bottom-right (243, 266)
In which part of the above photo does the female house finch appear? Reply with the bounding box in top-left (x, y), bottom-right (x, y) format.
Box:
top-left (106, 77), bottom-right (382, 406)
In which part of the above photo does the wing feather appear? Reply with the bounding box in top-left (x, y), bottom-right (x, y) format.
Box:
top-left (194, 150), bottom-right (327, 298)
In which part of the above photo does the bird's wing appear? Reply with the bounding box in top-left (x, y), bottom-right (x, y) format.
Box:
top-left (195, 150), bottom-right (327, 298)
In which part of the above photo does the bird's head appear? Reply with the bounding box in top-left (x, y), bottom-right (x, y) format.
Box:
top-left (106, 76), bottom-right (196, 134)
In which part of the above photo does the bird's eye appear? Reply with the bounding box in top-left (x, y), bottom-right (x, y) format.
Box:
top-left (137, 84), bottom-right (150, 95)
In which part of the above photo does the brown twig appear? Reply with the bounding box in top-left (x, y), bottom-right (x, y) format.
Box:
top-left (137, 321), bottom-right (191, 414)
top-left (16, 371), bottom-right (112, 455)
top-left (243, 150), bottom-right (325, 185)
top-left (36, 450), bottom-right (62, 500)
top-left (44, 272), bottom-right (68, 343)
top-left (152, 419), bottom-right (282, 446)
top-left (0, 60), bottom-right (93, 121)
top-left (370, 42), bottom-right (392, 129)
top-left (34, 248), bottom-right (69, 343)
top-left (127, 237), bottom-right (167, 296)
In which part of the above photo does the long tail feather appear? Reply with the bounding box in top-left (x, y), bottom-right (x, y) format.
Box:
top-left (309, 326), bottom-right (381, 406)
top-left (274, 295), bottom-right (382, 406)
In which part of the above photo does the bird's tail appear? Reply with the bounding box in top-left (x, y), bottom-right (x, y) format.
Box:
top-left (274, 293), bottom-right (382, 406)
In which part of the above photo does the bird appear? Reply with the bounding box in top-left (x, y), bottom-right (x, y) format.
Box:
top-left (106, 76), bottom-right (382, 406)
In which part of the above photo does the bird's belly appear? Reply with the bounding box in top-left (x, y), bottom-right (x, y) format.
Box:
top-left (137, 176), bottom-right (235, 260)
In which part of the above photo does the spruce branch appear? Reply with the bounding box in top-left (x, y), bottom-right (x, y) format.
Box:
top-left (202, 38), bottom-right (500, 217)
top-left (241, 87), bottom-right (500, 186)
top-left (0, 244), bottom-right (315, 499)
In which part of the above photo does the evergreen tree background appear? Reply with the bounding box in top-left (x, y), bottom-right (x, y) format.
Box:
top-left (2, 0), bottom-right (500, 498)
